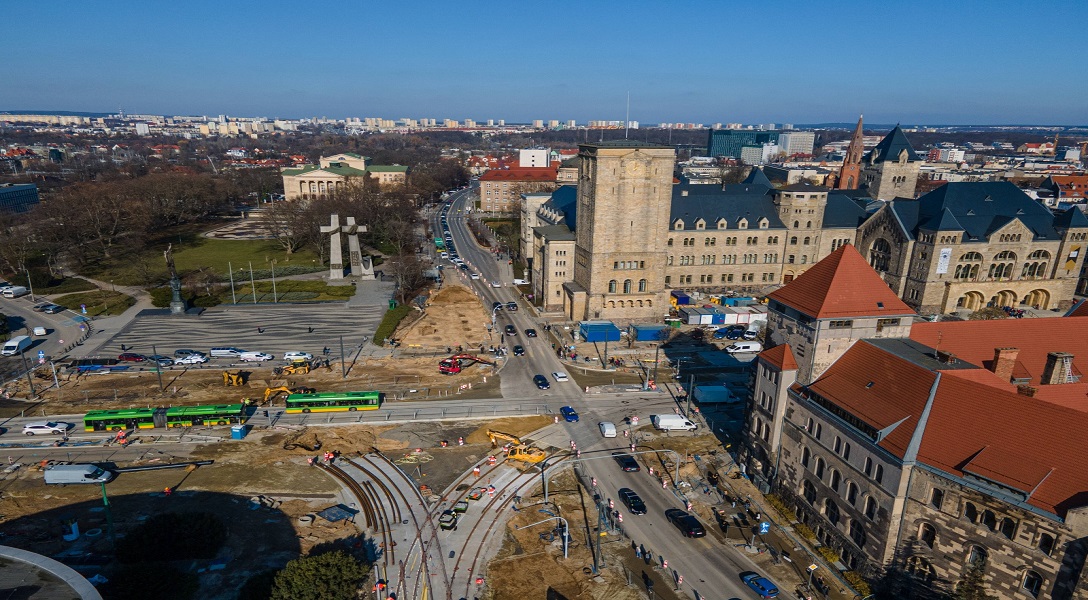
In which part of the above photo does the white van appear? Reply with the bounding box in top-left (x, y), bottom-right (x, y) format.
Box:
top-left (2, 335), bottom-right (32, 356)
top-left (239, 351), bottom-right (272, 362)
top-left (44, 464), bottom-right (116, 485)
top-left (598, 422), bottom-right (617, 438)
top-left (210, 347), bottom-right (247, 358)
top-left (651, 414), bottom-right (698, 432)
top-left (2, 286), bottom-right (29, 299)
top-left (725, 341), bottom-right (763, 354)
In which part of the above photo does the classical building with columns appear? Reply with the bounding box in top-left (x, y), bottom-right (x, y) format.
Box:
top-left (281, 152), bottom-right (408, 200)
top-left (744, 246), bottom-right (1088, 597)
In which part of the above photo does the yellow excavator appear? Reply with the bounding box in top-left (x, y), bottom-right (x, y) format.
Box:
top-left (273, 362), bottom-right (311, 376)
top-left (223, 371), bottom-right (246, 386)
top-left (262, 385), bottom-right (316, 404)
top-left (486, 429), bottom-right (547, 464)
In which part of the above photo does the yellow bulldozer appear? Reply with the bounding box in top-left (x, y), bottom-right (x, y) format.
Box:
top-left (486, 429), bottom-right (547, 464)
top-left (223, 371), bottom-right (246, 386)
top-left (262, 385), bottom-right (317, 404)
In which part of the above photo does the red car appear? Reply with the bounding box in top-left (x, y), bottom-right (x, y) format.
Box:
top-left (117, 353), bottom-right (146, 362)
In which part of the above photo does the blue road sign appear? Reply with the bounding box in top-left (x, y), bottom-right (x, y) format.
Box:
top-left (37, 350), bottom-right (44, 360)
top-left (759, 522), bottom-right (770, 535)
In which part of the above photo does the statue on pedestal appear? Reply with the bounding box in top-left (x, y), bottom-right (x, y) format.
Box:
top-left (164, 244), bottom-right (186, 315)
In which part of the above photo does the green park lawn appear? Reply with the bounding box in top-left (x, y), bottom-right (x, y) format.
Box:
top-left (53, 290), bottom-right (136, 317)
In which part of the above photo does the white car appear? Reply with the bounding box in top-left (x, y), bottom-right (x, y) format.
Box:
top-left (283, 351), bottom-right (313, 361)
top-left (490, 281), bottom-right (501, 288)
top-left (23, 421), bottom-right (69, 436)
top-left (552, 372), bottom-right (569, 382)
top-left (240, 353), bottom-right (273, 362)
top-left (469, 273), bottom-right (481, 280)
top-left (174, 354), bottom-right (209, 365)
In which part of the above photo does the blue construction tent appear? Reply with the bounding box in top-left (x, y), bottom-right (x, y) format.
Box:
top-left (579, 321), bottom-right (622, 343)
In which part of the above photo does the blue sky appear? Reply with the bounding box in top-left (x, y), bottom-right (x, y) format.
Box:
top-left (3, 1), bottom-right (1086, 125)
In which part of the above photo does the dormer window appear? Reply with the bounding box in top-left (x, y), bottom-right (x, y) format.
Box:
top-left (695, 219), bottom-right (706, 230)
top-left (738, 218), bottom-right (748, 229)
top-left (673, 219), bottom-right (685, 230)
top-left (759, 218), bottom-right (769, 229)
top-left (717, 218), bottom-right (727, 230)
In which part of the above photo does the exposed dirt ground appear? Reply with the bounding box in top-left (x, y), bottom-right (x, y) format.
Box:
top-left (397, 281), bottom-right (494, 351)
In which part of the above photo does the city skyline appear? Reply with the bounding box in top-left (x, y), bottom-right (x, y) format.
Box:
top-left (4, 0), bottom-right (1087, 125)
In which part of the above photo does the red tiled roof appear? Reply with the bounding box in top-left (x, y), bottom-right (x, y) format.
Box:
top-left (1068, 300), bottom-right (1088, 318)
top-left (759, 344), bottom-right (798, 371)
top-left (766, 245), bottom-right (914, 319)
top-left (805, 341), bottom-right (935, 459)
top-left (478, 166), bottom-right (558, 183)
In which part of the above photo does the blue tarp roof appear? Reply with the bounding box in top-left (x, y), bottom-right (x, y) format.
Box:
top-left (317, 504), bottom-right (359, 523)
top-left (580, 322), bottom-right (622, 343)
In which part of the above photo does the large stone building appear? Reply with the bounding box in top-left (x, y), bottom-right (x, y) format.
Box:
top-left (746, 246), bottom-right (1088, 598)
top-left (281, 152), bottom-right (408, 200)
top-left (478, 165), bottom-right (559, 213)
top-left (860, 125), bottom-right (922, 200)
top-left (856, 181), bottom-right (1088, 313)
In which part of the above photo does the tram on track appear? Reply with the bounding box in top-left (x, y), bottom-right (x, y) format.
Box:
top-left (283, 391), bottom-right (382, 414)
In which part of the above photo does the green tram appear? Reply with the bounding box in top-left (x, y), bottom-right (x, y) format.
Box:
top-left (83, 404), bottom-right (246, 431)
top-left (283, 391), bottom-right (382, 414)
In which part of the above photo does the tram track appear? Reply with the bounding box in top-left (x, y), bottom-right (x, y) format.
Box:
top-left (317, 461), bottom-right (395, 567)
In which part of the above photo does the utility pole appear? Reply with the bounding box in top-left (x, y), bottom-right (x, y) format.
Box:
top-left (19, 351), bottom-right (36, 397)
top-left (340, 335), bottom-right (346, 378)
top-left (228, 261), bottom-right (237, 304)
top-left (687, 374), bottom-right (695, 417)
top-left (153, 344), bottom-right (164, 391)
top-left (249, 262), bottom-right (257, 304)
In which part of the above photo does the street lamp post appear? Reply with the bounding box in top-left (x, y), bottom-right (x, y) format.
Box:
top-left (271, 260), bottom-right (278, 303)
top-left (25, 268), bottom-right (34, 302)
top-left (19, 350), bottom-right (36, 397)
top-left (228, 261), bottom-right (237, 304)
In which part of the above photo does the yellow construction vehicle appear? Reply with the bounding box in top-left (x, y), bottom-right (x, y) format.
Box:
top-left (273, 362), bottom-right (311, 376)
top-left (262, 385), bottom-right (317, 404)
top-left (223, 371), bottom-right (246, 386)
top-left (486, 429), bottom-right (547, 464)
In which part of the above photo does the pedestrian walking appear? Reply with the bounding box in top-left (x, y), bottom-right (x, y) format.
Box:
top-left (308, 326), bottom-right (314, 333)
top-left (257, 327), bottom-right (264, 334)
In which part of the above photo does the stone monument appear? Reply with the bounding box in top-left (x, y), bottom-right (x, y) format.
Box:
top-left (164, 243), bottom-right (186, 315)
top-left (320, 215), bottom-right (344, 279)
top-left (322, 214), bottom-right (374, 280)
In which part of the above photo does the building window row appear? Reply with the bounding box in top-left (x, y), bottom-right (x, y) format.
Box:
top-left (613, 260), bottom-right (645, 270)
top-left (607, 279), bottom-right (648, 294)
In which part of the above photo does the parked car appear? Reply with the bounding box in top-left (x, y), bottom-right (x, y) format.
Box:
top-left (533, 374), bottom-right (550, 390)
top-left (612, 452), bottom-right (640, 472)
top-left (740, 572), bottom-right (779, 598)
top-left (504, 325), bottom-right (516, 336)
top-left (525, 328), bottom-right (537, 337)
top-left (23, 421), bottom-right (69, 436)
top-left (117, 353), bottom-right (146, 362)
top-left (743, 329), bottom-right (760, 340)
top-left (174, 354), bottom-right (209, 365)
top-left (32, 303), bottom-right (51, 312)
top-left (283, 351), bottom-right (313, 361)
top-left (618, 488), bottom-right (646, 515)
top-left (42, 304), bottom-right (65, 314)
top-left (560, 406), bottom-right (579, 422)
top-left (174, 349), bottom-right (203, 358)
top-left (240, 352), bottom-right (273, 362)
top-left (513, 345), bottom-right (525, 356)
top-left (147, 355), bottom-right (174, 367)
top-left (665, 508), bottom-right (706, 538)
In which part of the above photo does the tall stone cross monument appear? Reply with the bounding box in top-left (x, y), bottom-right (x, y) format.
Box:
top-left (322, 214), bottom-right (375, 280)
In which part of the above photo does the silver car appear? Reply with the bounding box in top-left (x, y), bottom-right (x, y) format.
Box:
top-left (23, 421), bottom-right (69, 436)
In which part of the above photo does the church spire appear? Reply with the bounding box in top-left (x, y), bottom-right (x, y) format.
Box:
top-left (836, 114), bottom-right (864, 190)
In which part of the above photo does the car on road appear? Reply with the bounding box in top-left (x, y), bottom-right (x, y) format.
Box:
top-left (598, 421), bottom-right (617, 437)
top-left (147, 355), bottom-right (174, 367)
top-left (533, 374), bottom-right (550, 390)
top-left (490, 281), bottom-right (501, 288)
top-left (240, 352), bottom-right (273, 362)
top-left (560, 406), bottom-right (579, 422)
top-left (174, 349), bottom-right (203, 358)
top-left (32, 303), bottom-right (51, 312)
top-left (665, 508), bottom-right (706, 538)
top-left (470, 273), bottom-right (480, 280)
top-left (618, 488), bottom-right (646, 515)
top-left (491, 302), bottom-right (503, 312)
top-left (740, 572), bottom-right (779, 598)
top-left (23, 421), bottom-right (70, 436)
top-left (117, 353), bottom-right (146, 362)
top-left (525, 328), bottom-right (537, 337)
top-left (42, 304), bottom-right (65, 314)
top-left (612, 452), bottom-right (640, 472)
top-left (505, 301), bottom-right (517, 311)
top-left (504, 325), bottom-right (516, 336)
top-left (552, 371), bottom-right (568, 382)
top-left (513, 345), bottom-right (525, 356)
top-left (174, 354), bottom-right (209, 365)
top-left (283, 351), bottom-right (313, 361)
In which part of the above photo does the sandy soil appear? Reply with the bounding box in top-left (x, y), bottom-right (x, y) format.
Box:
top-left (397, 281), bottom-right (494, 351)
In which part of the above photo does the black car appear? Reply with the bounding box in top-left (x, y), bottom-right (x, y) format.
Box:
top-left (725, 324), bottom-right (747, 340)
top-left (505, 301), bottom-right (518, 311)
top-left (504, 324), bottom-right (516, 336)
top-left (525, 328), bottom-right (537, 337)
top-left (533, 374), bottom-right (550, 390)
top-left (612, 452), bottom-right (640, 472)
top-left (492, 302), bottom-right (503, 312)
top-left (513, 345), bottom-right (525, 356)
top-left (618, 488), bottom-right (646, 515)
top-left (665, 508), bottom-right (706, 538)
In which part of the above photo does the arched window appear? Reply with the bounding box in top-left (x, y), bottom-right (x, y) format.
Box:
top-left (829, 469), bottom-right (841, 492)
top-left (1001, 517), bottom-right (1017, 539)
top-left (801, 446), bottom-right (810, 468)
top-left (982, 510), bottom-right (997, 531)
top-left (869, 238), bottom-right (892, 272)
top-left (919, 522), bottom-right (937, 548)
top-left (803, 480), bottom-right (817, 504)
top-left (863, 496), bottom-right (877, 520)
top-left (623, 279), bottom-right (632, 294)
top-left (814, 456), bottom-right (825, 479)
top-left (793, 221), bottom-right (799, 228)
top-left (850, 520), bottom-right (866, 549)
top-left (790, 236), bottom-right (798, 245)
top-left (1023, 571), bottom-right (1043, 598)
top-left (824, 499), bottom-right (840, 525)
top-left (638, 279), bottom-right (647, 292)
top-left (803, 236), bottom-right (811, 245)
top-left (608, 280), bottom-right (617, 293)
top-left (1039, 533), bottom-right (1055, 556)
top-left (874, 464), bottom-right (884, 484)
top-left (906, 556), bottom-right (935, 582)
top-left (968, 545), bottom-right (988, 567)
top-left (806, 221), bottom-right (812, 228)
top-left (846, 481), bottom-right (858, 505)
top-left (964, 502), bottom-right (978, 523)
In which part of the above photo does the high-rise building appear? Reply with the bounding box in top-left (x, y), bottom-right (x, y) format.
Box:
top-left (707, 130), bottom-right (781, 159)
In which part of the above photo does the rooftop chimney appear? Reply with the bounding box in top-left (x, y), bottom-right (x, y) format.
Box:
top-left (1017, 384), bottom-right (1037, 397)
top-left (991, 347), bottom-right (1019, 383)
top-left (935, 350), bottom-right (957, 364)
top-left (1041, 352), bottom-right (1075, 385)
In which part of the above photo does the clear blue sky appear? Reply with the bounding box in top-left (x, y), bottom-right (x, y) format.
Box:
top-left (3, 0), bottom-right (1086, 125)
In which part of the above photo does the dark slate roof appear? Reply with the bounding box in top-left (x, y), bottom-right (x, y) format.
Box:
top-left (890, 181), bottom-right (1063, 242)
top-left (536, 224), bottom-right (575, 240)
top-left (919, 208), bottom-right (965, 232)
top-left (1054, 206), bottom-right (1088, 229)
top-left (670, 184), bottom-right (786, 230)
top-left (542, 185), bottom-right (577, 225)
top-left (779, 183), bottom-right (829, 192)
top-left (864, 125), bottom-right (921, 164)
top-left (742, 168), bottom-right (772, 187)
top-left (823, 193), bottom-right (870, 228)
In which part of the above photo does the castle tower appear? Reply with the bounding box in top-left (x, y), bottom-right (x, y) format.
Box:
top-left (563, 141), bottom-right (675, 321)
top-left (836, 115), bottom-right (864, 190)
top-left (860, 124), bottom-right (922, 199)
